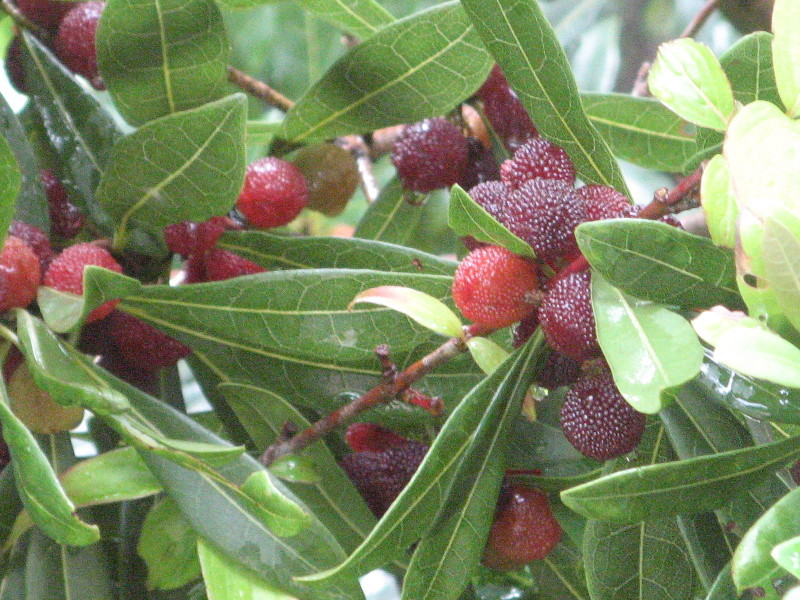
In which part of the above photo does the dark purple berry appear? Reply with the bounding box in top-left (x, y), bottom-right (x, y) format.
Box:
top-left (391, 118), bottom-right (469, 193)
top-left (107, 310), bottom-right (192, 372)
top-left (478, 65), bottom-right (538, 152)
top-left (15, 0), bottom-right (72, 29)
top-left (578, 185), bottom-right (631, 221)
top-left (500, 138), bottom-right (575, 189)
top-left (538, 270), bottom-right (599, 362)
top-left (5, 37), bottom-right (26, 93)
top-left (459, 136), bottom-right (500, 191)
top-left (560, 366), bottom-right (646, 461)
top-left (9, 220), bottom-right (53, 272)
top-left (468, 180), bottom-right (509, 220)
top-left (539, 352), bottom-right (582, 391)
top-left (345, 423), bottom-right (409, 453)
top-left (42, 169), bottom-right (85, 238)
top-left (512, 313), bottom-right (539, 348)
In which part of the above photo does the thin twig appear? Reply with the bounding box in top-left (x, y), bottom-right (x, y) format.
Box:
top-left (259, 326), bottom-right (490, 466)
top-left (339, 135), bottom-right (380, 204)
top-left (638, 164), bottom-right (705, 220)
top-left (226, 66), bottom-right (294, 112)
top-left (1, 0), bottom-right (48, 37)
top-left (680, 0), bottom-right (722, 39)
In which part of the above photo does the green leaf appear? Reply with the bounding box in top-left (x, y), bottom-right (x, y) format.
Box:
top-left (97, 0), bottom-right (229, 125)
top-left (220, 383), bottom-right (377, 555)
top-left (713, 326), bottom-right (800, 388)
top-left (354, 177), bottom-right (423, 244)
top-left (293, 0), bottom-right (394, 39)
top-left (299, 332), bottom-right (545, 587)
top-left (706, 564), bottom-right (738, 600)
top-left (648, 39), bottom-right (735, 131)
top-left (733, 486), bottom-right (800, 592)
top-left (0, 94), bottom-right (48, 232)
top-left (466, 337), bottom-right (509, 375)
top-left (763, 211), bottom-right (800, 335)
top-left (0, 467), bottom-right (22, 552)
top-left (270, 455), bottom-right (320, 484)
top-left (561, 432), bottom-right (800, 523)
top-left (198, 537), bottom-right (295, 600)
top-left (349, 285), bottom-right (463, 338)
top-left (448, 184), bottom-right (535, 259)
top-left (581, 93), bottom-right (697, 173)
top-left (20, 33), bottom-right (121, 233)
top-left (401, 337), bottom-right (541, 600)
top-left (97, 94), bottom-right (247, 242)
top-left (218, 230), bottom-right (457, 275)
top-left (692, 308), bottom-right (762, 348)
top-left (0, 376), bottom-right (99, 547)
top-left (577, 219), bottom-right (741, 309)
top-left (240, 470), bottom-right (311, 537)
top-left (700, 154), bottom-right (737, 248)
top-left (592, 273), bottom-right (703, 414)
top-left (282, 2), bottom-right (492, 142)
top-left (772, 537), bottom-right (800, 580)
top-left (0, 134), bottom-right (21, 245)
top-left (36, 286), bottom-right (85, 334)
top-left (721, 32), bottom-right (783, 108)
top-left (461, 0), bottom-right (627, 194)
top-left (772, 0), bottom-right (800, 116)
top-left (137, 497), bottom-right (201, 590)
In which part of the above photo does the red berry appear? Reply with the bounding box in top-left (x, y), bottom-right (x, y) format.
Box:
top-left (339, 441), bottom-right (428, 517)
top-left (538, 270), bottom-right (599, 362)
top-left (5, 37), bottom-right (26, 93)
top-left (202, 248), bottom-right (266, 281)
top-left (539, 352), bottom-right (582, 391)
top-left (164, 216), bottom-right (229, 258)
top-left (391, 118), bottom-right (469, 193)
top-left (41, 169), bottom-right (85, 238)
top-left (0, 236), bottom-right (41, 312)
top-left (237, 157), bottom-right (308, 229)
top-left (452, 245), bottom-right (539, 329)
top-left (482, 485), bottom-right (561, 571)
top-left (500, 138), bottom-right (575, 189)
top-left (478, 65), bottom-right (538, 152)
top-left (43, 242), bottom-right (122, 322)
top-left (54, 2), bottom-right (105, 90)
top-left (0, 436), bottom-right (8, 472)
top-left (107, 310), bottom-right (191, 372)
top-left (501, 179), bottom-right (585, 264)
top-left (345, 423), bottom-right (409, 453)
top-left (578, 185), bottom-right (631, 222)
top-left (9, 220), bottom-right (53, 272)
top-left (459, 136), bottom-right (500, 191)
top-left (561, 366), bottom-right (646, 461)
top-left (468, 180), bottom-right (509, 221)
top-left (15, 0), bottom-right (72, 29)
top-left (183, 254), bottom-right (207, 283)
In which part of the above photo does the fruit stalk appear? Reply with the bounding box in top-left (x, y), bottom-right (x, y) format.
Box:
top-left (226, 66), bottom-right (294, 112)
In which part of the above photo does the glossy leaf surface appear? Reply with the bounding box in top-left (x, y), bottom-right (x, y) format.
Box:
top-left (772, 0), bottom-right (800, 116)
top-left (293, 0), bottom-right (394, 38)
top-left (700, 154), bottom-right (737, 248)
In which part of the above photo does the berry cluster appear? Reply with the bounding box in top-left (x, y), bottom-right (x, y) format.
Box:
top-left (7, 0), bottom-right (106, 90)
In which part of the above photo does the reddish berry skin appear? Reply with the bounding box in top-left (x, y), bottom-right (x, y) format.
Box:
top-left (578, 185), bottom-right (631, 221)
top-left (183, 254), bottom-right (207, 283)
top-left (15, 0), bottom-right (72, 29)
top-left (512, 312), bottom-right (538, 348)
top-left (164, 216), bottom-right (229, 258)
top-left (561, 366), bottom-right (646, 461)
top-left (468, 180), bottom-right (509, 221)
top-left (482, 485), bottom-right (561, 571)
top-left (0, 236), bottom-right (41, 312)
top-left (237, 157), bottom-right (308, 229)
top-left (539, 352), bottom-right (582, 391)
top-left (9, 220), bottom-right (53, 272)
top-left (391, 118), bottom-right (469, 193)
top-left (340, 441), bottom-right (428, 517)
top-left (345, 423), bottom-right (408, 453)
top-left (452, 245), bottom-right (539, 329)
top-left (202, 248), bottom-right (266, 281)
top-left (41, 169), bottom-right (85, 238)
top-left (478, 65), bottom-right (538, 152)
top-left (5, 37), bottom-right (26, 93)
top-left (501, 138), bottom-right (575, 189)
top-left (538, 270), bottom-right (598, 362)
top-left (459, 136), bottom-right (500, 191)
top-left (107, 310), bottom-right (191, 372)
top-left (54, 2), bottom-right (105, 90)
top-left (502, 179), bottom-right (585, 264)
top-left (43, 242), bottom-right (123, 322)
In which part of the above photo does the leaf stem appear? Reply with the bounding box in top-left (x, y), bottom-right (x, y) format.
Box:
top-left (226, 66), bottom-right (294, 112)
top-left (679, 0), bottom-right (722, 39)
top-left (638, 164), bottom-right (704, 220)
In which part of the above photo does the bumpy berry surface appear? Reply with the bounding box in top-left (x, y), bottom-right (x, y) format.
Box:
top-left (41, 169), bottom-right (85, 238)
top-left (340, 441), bottom-right (428, 517)
top-left (468, 181), bottom-right (509, 220)
top-left (203, 248), bottom-right (266, 281)
top-left (164, 216), bottom-right (229, 258)
top-left (54, 2), bottom-right (105, 89)
top-left (43, 242), bottom-right (122, 322)
top-left (107, 311), bottom-right (192, 372)
top-left (538, 270), bottom-right (598, 362)
top-left (391, 118), bottom-right (469, 193)
top-left (502, 179), bottom-right (585, 264)
top-left (5, 37), bottom-right (26, 93)
top-left (478, 65), bottom-right (538, 151)
top-left (15, 0), bottom-right (72, 28)
top-left (459, 136), bottom-right (501, 191)
top-left (452, 245), bottom-right (539, 329)
top-left (292, 143), bottom-right (359, 216)
top-left (501, 138), bottom-right (575, 189)
top-left (578, 184), bottom-right (631, 221)
top-left (0, 236), bottom-right (40, 312)
top-left (482, 485), bottom-right (561, 571)
top-left (345, 423), bottom-right (408, 453)
top-left (539, 352), bottom-right (582, 391)
top-left (561, 366), bottom-right (646, 461)
top-left (9, 220), bottom-right (52, 272)
top-left (237, 157), bottom-right (309, 228)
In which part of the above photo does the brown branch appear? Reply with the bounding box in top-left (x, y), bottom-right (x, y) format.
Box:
top-left (1, 0), bottom-right (48, 37)
top-left (259, 327), bottom-right (491, 466)
top-left (226, 66), bottom-right (294, 112)
top-left (638, 164), bottom-right (705, 220)
top-left (680, 0), bottom-right (722, 38)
